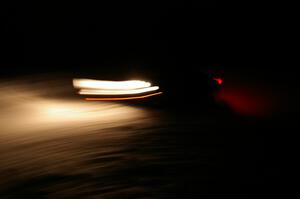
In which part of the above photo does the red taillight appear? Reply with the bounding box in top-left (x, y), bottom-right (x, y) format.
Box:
top-left (213, 77), bottom-right (223, 85)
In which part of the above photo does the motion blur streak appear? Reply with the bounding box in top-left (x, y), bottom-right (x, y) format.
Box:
top-left (0, 77), bottom-right (170, 198)
top-left (0, 76), bottom-right (229, 198)
top-left (78, 86), bottom-right (159, 95)
top-left (73, 79), bottom-right (151, 90)
top-left (84, 92), bottom-right (163, 101)
top-left (0, 78), bottom-right (155, 139)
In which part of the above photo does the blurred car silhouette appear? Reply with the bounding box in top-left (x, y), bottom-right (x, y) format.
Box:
top-left (73, 69), bottom-right (222, 109)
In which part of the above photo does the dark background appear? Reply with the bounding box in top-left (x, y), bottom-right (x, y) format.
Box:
top-left (0, 1), bottom-right (295, 75)
top-left (0, 1), bottom-right (218, 74)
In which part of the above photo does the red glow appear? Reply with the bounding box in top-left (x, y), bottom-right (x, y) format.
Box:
top-left (213, 78), bottom-right (223, 85)
top-left (212, 72), bottom-right (285, 118)
top-left (215, 84), bottom-right (274, 117)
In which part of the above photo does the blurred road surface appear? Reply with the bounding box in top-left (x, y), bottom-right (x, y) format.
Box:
top-left (0, 74), bottom-right (289, 198)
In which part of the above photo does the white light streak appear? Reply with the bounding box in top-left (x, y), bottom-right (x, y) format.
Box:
top-left (73, 79), bottom-right (151, 90)
top-left (78, 86), bottom-right (159, 95)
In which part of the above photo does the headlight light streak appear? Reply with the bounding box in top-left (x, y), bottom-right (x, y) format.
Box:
top-left (78, 86), bottom-right (159, 95)
top-left (73, 79), bottom-right (151, 90)
top-left (73, 78), bottom-right (161, 100)
top-left (84, 92), bottom-right (163, 101)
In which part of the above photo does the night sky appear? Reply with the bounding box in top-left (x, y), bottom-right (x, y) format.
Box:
top-left (1, 1), bottom-right (292, 73)
top-left (1, 1), bottom-right (224, 73)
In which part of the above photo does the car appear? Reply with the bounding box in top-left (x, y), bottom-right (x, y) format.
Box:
top-left (73, 70), bottom-right (222, 110)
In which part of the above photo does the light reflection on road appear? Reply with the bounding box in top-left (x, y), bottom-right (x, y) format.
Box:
top-left (0, 76), bottom-right (225, 199)
top-left (0, 78), bottom-right (155, 138)
top-left (0, 77), bottom-right (160, 176)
